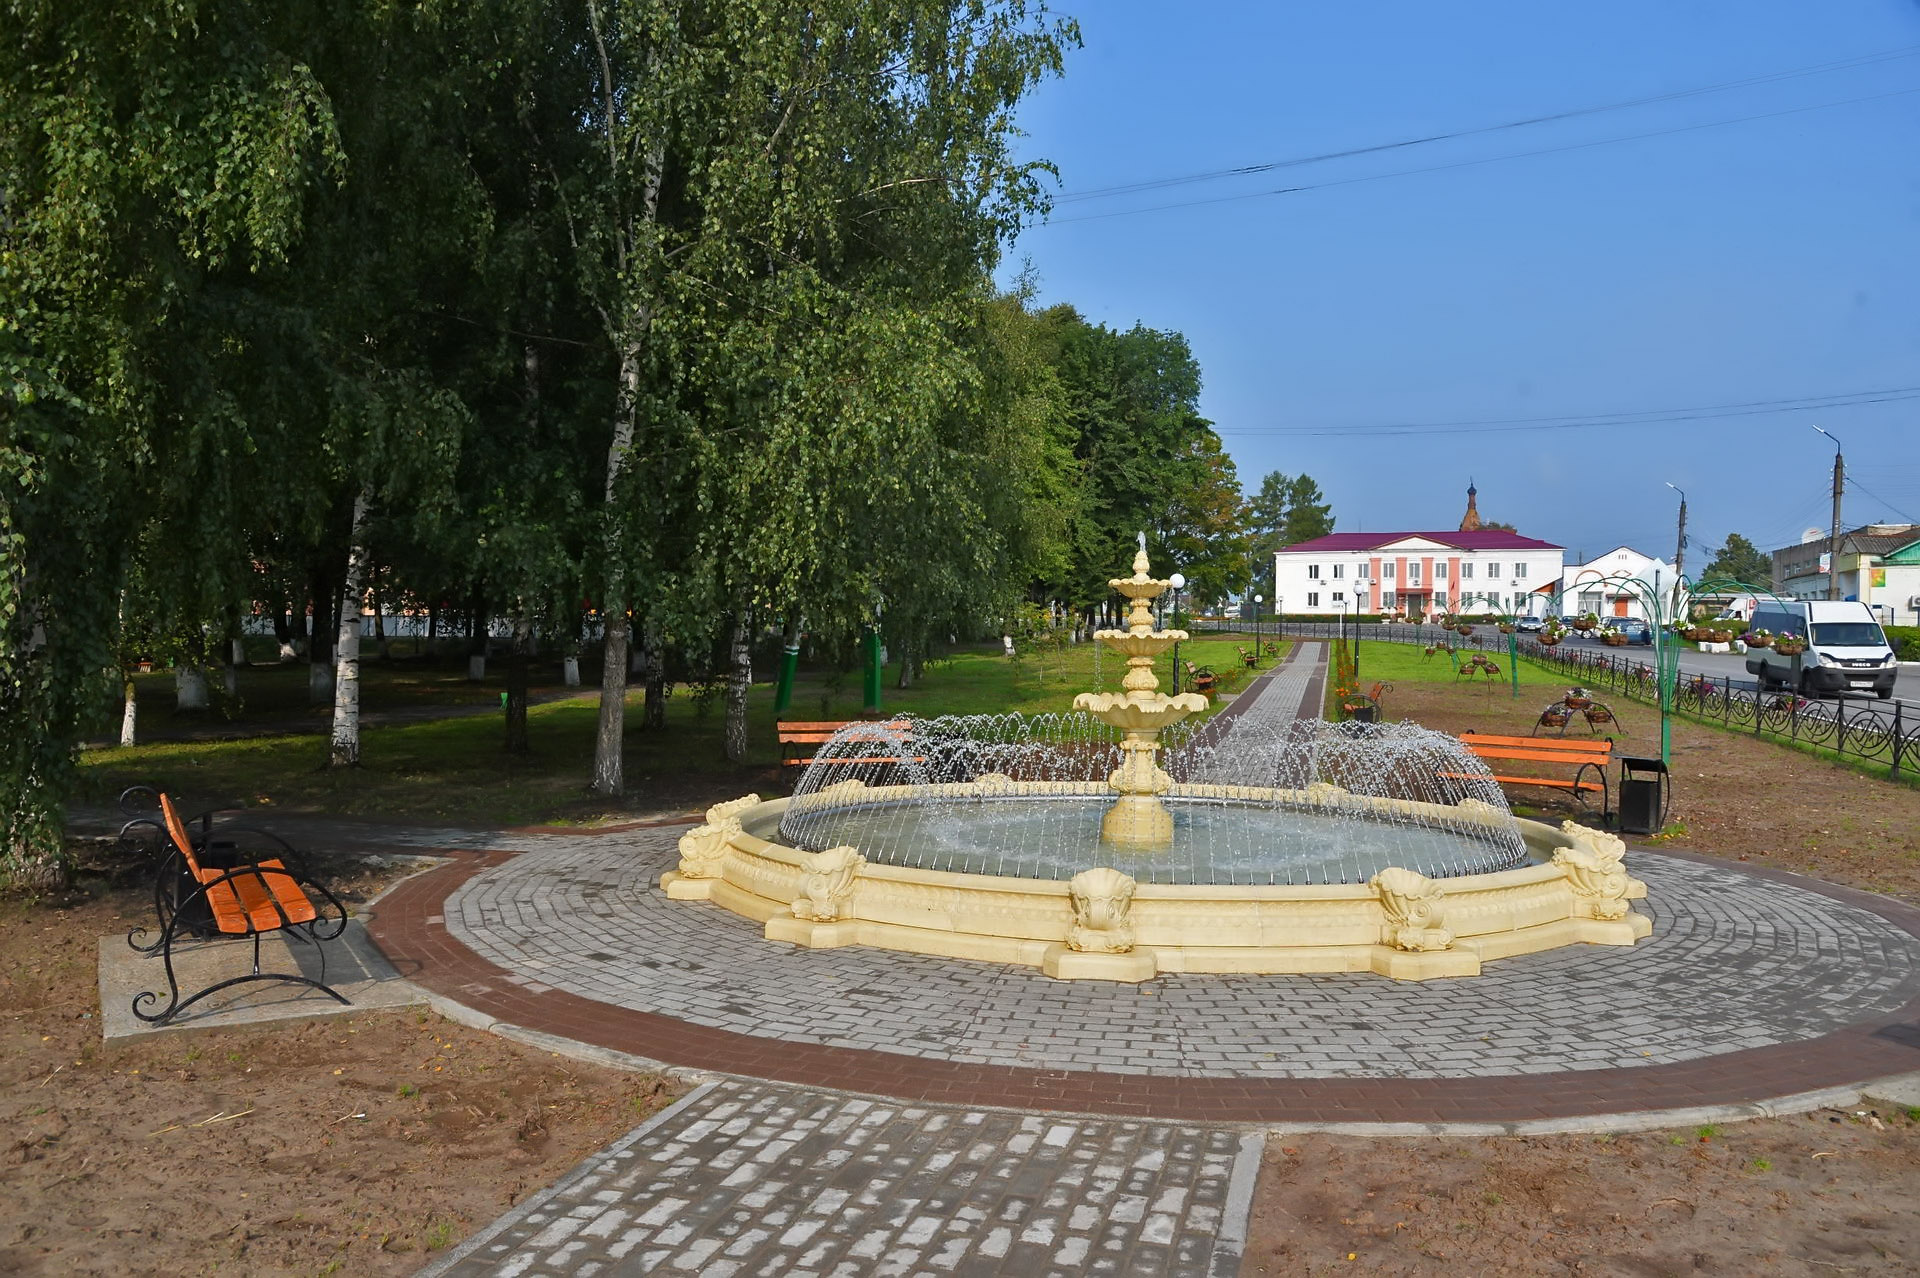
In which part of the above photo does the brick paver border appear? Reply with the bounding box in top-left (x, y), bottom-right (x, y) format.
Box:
top-left (365, 841), bottom-right (1920, 1124)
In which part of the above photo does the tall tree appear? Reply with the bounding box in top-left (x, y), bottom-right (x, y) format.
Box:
top-left (1703, 533), bottom-right (1772, 588)
top-left (1280, 474), bottom-right (1334, 545)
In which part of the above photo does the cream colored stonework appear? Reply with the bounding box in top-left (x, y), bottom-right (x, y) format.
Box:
top-left (1066, 867), bottom-right (1139, 954)
top-left (657, 789), bottom-right (1657, 983)
top-left (1370, 867), bottom-right (1455, 952)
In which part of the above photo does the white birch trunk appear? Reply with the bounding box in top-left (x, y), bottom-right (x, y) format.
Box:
top-left (120, 676), bottom-right (137, 747)
top-left (724, 608), bottom-right (752, 763)
top-left (563, 657), bottom-right (581, 687)
top-left (174, 666), bottom-right (209, 710)
top-left (329, 487), bottom-right (374, 767)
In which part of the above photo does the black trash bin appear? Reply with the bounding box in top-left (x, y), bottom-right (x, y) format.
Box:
top-left (1617, 755), bottom-right (1669, 835)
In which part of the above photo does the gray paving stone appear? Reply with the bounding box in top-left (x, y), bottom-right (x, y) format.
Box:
top-left (444, 830), bottom-right (1920, 1080)
top-left (424, 1081), bottom-right (1257, 1278)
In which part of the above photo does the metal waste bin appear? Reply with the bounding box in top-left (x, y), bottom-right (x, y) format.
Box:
top-left (1617, 756), bottom-right (1669, 835)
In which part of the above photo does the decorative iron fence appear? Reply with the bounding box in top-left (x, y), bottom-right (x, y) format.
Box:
top-left (1221, 619), bottom-right (1917, 782)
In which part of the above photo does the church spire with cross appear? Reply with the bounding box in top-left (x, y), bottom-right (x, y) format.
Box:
top-left (1459, 479), bottom-right (1482, 532)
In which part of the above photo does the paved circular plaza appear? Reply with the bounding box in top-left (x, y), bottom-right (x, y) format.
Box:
top-left (369, 825), bottom-right (1920, 1123)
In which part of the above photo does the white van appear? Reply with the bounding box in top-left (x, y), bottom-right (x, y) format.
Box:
top-left (1744, 600), bottom-right (1898, 698)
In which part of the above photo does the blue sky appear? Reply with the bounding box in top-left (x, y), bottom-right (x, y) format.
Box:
top-left (1002, 0), bottom-right (1920, 566)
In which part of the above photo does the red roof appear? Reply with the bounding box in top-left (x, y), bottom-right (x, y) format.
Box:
top-left (1280, 531), bottom-right (1563, 553)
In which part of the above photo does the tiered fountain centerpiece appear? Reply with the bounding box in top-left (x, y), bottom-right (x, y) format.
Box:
top-left (1072, 538), bottom-right (1209, 851)
top-left (657, 547), bottom-right (1652, 982)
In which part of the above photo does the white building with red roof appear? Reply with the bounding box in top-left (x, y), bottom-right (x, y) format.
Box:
top-left (1269, 486), bottom-right (1564, 618)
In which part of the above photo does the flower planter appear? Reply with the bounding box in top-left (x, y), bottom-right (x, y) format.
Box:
top-left (1602, 635), bottom-right (1627, 647)
top-left (1773, 642), bottom-right (1806, 657)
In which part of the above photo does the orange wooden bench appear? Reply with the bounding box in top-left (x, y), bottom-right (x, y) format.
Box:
top-left (120, 787), bottom-right (350, 1025)
top-left (778, 719), bottom-right (916, 768)
top-left (1446, 733), bottom-right (1613, 818)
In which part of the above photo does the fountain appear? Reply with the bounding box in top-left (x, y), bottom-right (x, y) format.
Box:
top-left (660, 548), bottom-right (1652, 982)
top-left (1072, 535), bottom-right (1208, 850)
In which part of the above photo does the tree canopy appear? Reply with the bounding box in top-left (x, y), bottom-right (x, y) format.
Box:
top-left (2, 2), bottom-right (1299, 883)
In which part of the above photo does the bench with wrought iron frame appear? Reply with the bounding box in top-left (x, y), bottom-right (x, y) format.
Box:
top-left (120, 787), bottom-right (350, 1025)
top-left (1447, 733), bottom-right (1614, 819)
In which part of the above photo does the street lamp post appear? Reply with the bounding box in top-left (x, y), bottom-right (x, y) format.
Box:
top-left (1665, 482), bottom-right (1688, 615)
top-left (1169, 572), bottom-right (1186, 693)
top-left (1253, 594), bottom-right (1264, 664)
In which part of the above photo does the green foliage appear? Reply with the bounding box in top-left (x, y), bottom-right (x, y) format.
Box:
top-left (1702, 533), bottom-right (1772, 588)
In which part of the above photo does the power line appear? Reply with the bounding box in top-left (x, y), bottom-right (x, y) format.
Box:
top-left (1056, 43), bottom-right (1920, 205)
top-left (1045, 86), bottom-right (1920, 226)
top-left (1844, 477), bottom-right (1920, 526)
top-left (1215, 384), bottom-right (1920, 439)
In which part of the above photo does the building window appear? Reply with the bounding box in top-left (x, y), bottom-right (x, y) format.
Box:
top-left (1381, 591), bottom-right (1396, 609)
top-left (1356, 562), bottom-right (1370, 580)
top-left (1487, 562), bottom-right (1502, 578)
top-left (1307, 591), bottom-right (1320, 608)
top-left (1332, 563), bottom-right (1344, 579)
top-left (1435, 562), bottom-right (1448, 580)
top-left (1332, 591), bottom-right (1344, 604)
top-left (1514, 562), bottom-right (1528, 580)
top-left (1307, 564), bottom-right (1321, 580)
top-left (1459, 562), bottom-right (1473, 579)
top-left (1384, 562), bottom-right (1396, 580)
top-left (1578, 591), bottom-right (1602, 614)
top-left (1407, 563), bottom-right (1422, 584)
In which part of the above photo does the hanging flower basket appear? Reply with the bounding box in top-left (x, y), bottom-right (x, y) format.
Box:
top-left (1773, 636), bottom-right (1806, 657)
top-left (1705, 629), bottom-right (1733, 644)
top-left (1498, 622), bottom-right (1515, 634)
top-left (1538, 633), bottom-right (1562, 648)
top-left (1455, 624), bottom-right (1474, 637)
top-left (1573, 613), bottom-right (1599, 631)
top-left (1744, 628), bottom-right (1773, 650)
top-left (1564, 687), bottom-right (1594, 709)
top-left (1601, 632), bottom-right (1628, 647)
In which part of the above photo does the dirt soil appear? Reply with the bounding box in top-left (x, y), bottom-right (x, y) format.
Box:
top-left (1388, 678), bottom-right (1920, 904)
top-left (1245, 1117), bottom-right (1920, 1276)
top-left (0, 850), bottom-right (682, 1277)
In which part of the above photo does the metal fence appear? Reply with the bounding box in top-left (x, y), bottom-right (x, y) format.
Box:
top-left (1214, 618), bottom-right (1918, 783)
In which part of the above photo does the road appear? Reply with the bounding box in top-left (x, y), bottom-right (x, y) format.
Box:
top-left (1548, 633), bottom-right (1917, 728)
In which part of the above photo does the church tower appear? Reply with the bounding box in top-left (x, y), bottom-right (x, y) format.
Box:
top-left (1459, 479), bottom-right (1482, 532)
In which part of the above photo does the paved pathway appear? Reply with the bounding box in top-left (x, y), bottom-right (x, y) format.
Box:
top-left (444, 831), bottom-right (1920, 1080)
top-left (423, 1081), bottom-right (1259, 1278)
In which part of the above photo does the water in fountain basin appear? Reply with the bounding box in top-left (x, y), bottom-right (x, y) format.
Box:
top-left (775, 714), bottom-right (1531, 885)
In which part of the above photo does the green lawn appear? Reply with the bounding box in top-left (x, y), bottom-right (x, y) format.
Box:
top-left (81, 636), bottom-right (1283, 826)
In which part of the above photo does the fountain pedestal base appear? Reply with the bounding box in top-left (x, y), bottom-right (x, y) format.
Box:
top-left (1099, 796), bottom-right (1175, 850)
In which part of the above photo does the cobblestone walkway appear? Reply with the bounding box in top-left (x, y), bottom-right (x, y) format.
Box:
top-left (443, 832), bottom-right (1920, 1080)
top-left (424, 1080), bottom-right (1259, 1278)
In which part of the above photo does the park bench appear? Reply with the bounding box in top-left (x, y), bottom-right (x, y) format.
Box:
top-left (1183, 661), bottom-right (1218, 697)
top-left (120, 787), bottom-right (350, 1025)
top-left (777, 719), bottom-right (915, 769)
top-left (1235, 646), bottom-right (1258, 670)
top-left (1447, 733), bottom-right (1614, 819)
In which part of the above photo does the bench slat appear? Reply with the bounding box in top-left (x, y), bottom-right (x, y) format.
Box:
top-left (1440, 772), bottom-right (1602, 793)
top-left (1462, 734), bottom-right (1613, 753)
top-left (1466, 740), bottom-right (1605, 759)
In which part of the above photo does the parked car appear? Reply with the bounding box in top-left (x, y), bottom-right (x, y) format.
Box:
top-left (1616, 618), bottom-right (1652, 645)
top-left (1516, 616), bottom-right (1545, 632)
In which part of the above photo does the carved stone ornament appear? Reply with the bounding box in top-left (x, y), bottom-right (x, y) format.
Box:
top-left (1066, 867), bottom-right (1139, 954)
top-left (675, 793), bottom-right (760, 881)
top-left (1455, 797), bottom-right (1507, 823)
top-left (792, 845), bottom-right (865, 922)
top-left (1553, 821), bottom-right (1640, 921)
top-left (1370, 866), bottom-right (1455, 952)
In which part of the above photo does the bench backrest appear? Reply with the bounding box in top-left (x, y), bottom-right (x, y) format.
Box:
top-left (157, 792), bottom-right (205, 876)
top-left (778, 719), bottom-right (909, 743)
top-left (1461, 732), bottom-right (1613, 763)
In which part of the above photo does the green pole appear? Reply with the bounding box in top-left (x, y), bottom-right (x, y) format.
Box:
top-left (862, 628), bottom-right (883, 713)
top-left (1507, 629), bottom-right (1519, 698)
top-left (772, 639), bottom-right (800, 715)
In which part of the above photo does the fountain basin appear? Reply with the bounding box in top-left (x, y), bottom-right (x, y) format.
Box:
top-left (660, 784), bottom-right (1651, 982)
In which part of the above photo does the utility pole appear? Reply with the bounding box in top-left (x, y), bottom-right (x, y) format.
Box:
top-left (1815, 425), bottom-right (1844, 600)
top-left (1665, 482), bottom-right (1687, 615)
